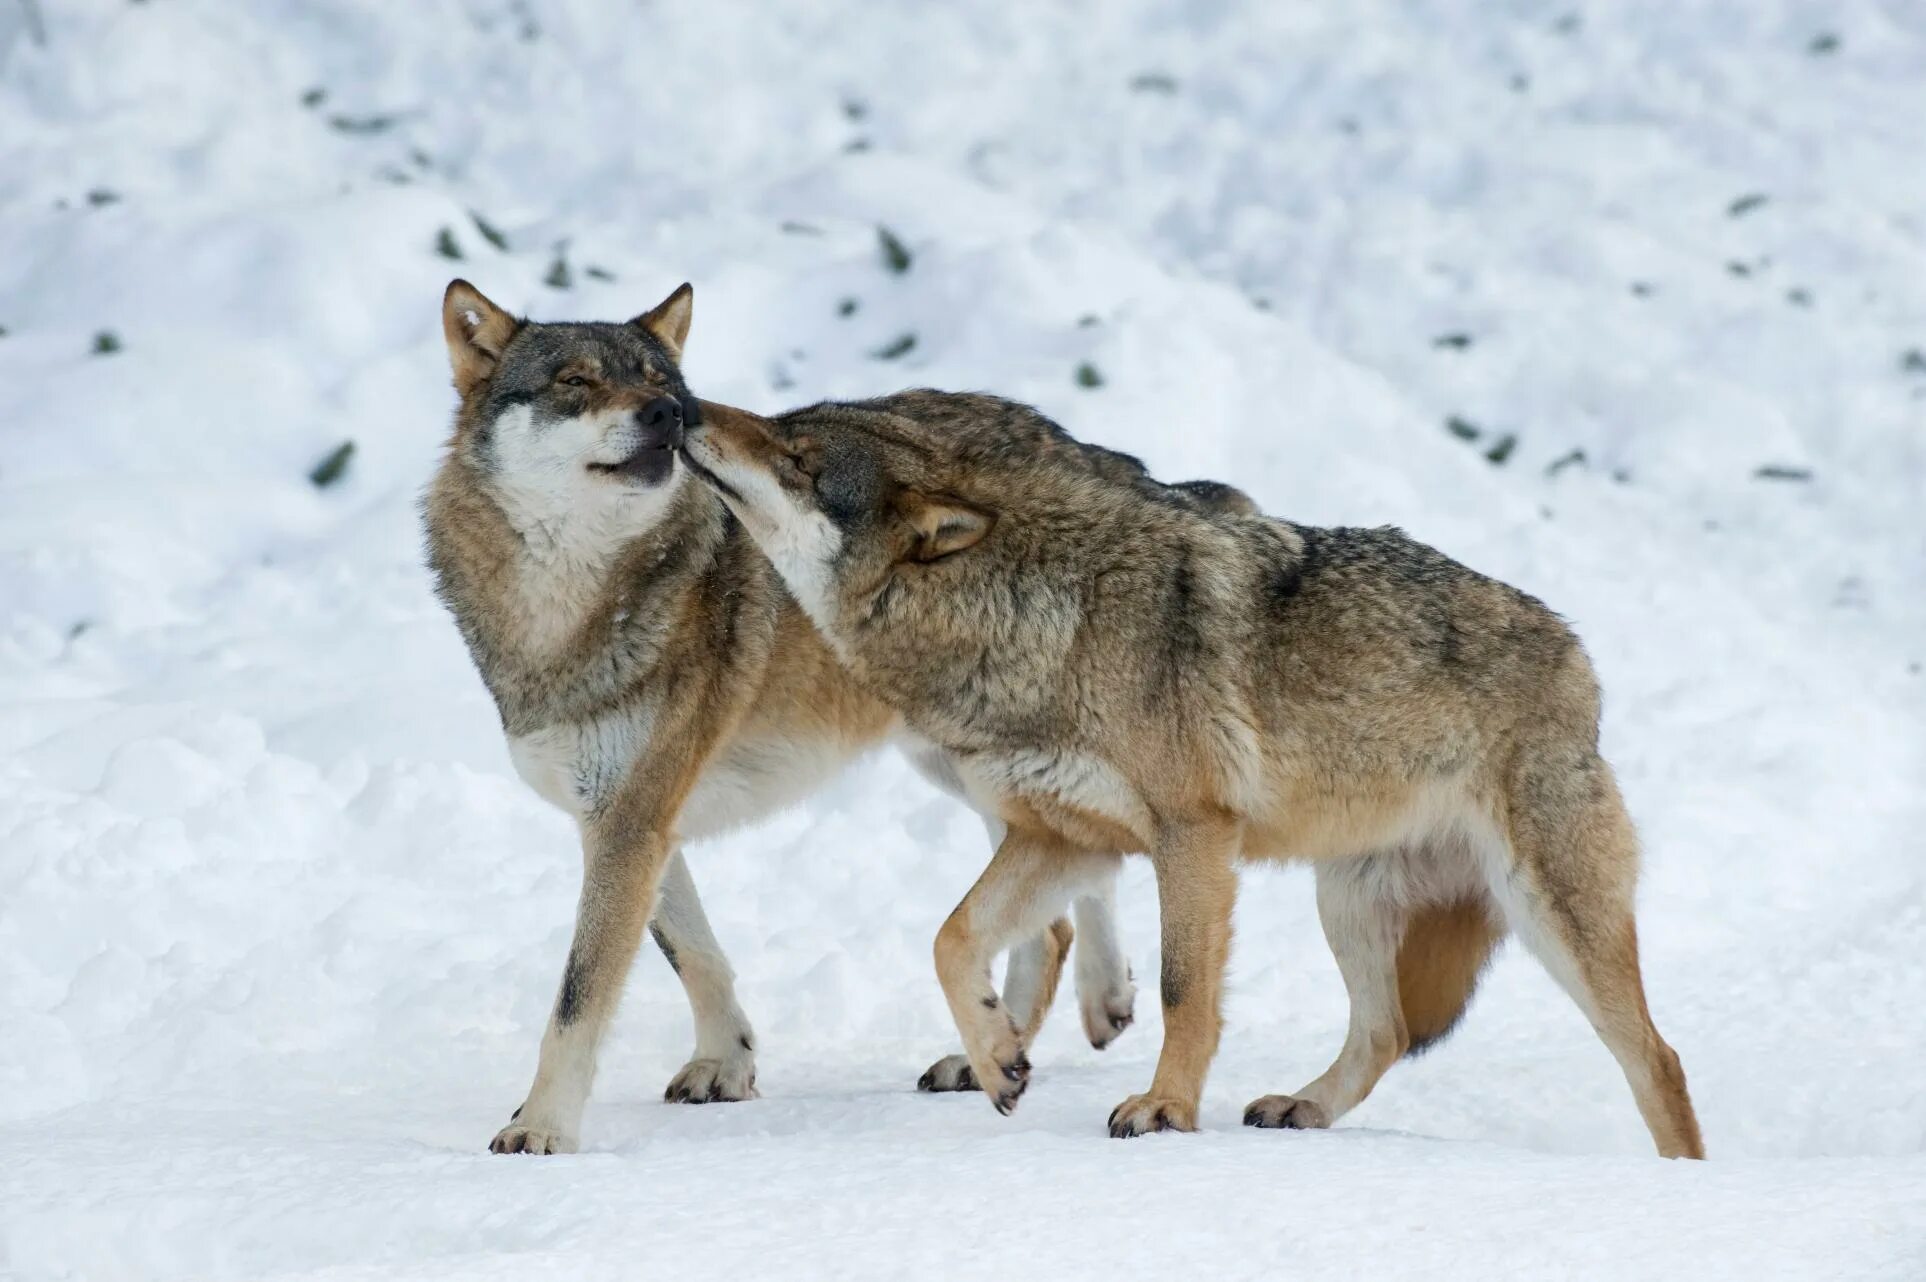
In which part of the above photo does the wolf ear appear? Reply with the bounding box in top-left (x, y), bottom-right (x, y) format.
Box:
top-left (900, 493), bottom-right (994, 563)
top-left (633, 282), bottom-right (694, 358)
top-left (442, 280), bottom-right (521, 397)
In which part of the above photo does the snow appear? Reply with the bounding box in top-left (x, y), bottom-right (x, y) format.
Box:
top-left (2, 1), bottom-right (1923, 1277)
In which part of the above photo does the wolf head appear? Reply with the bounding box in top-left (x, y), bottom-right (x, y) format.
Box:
top-left (441, 279), bottom-right (700, 539)
top-left (677, 397), bottom-right (1003, 636)
top-left (678, 390), bottom-right (1254, 642)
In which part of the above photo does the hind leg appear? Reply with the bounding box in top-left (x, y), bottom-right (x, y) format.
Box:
top-left (1488, 758), bottom-right (1705, 1159)
top-left (651, 851), bottom-right (758, 1104)
top-left (1246, 861), bottom-right (1407, 1131)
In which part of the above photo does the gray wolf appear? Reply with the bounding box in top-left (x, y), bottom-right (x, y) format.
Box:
top-left (678, 390), bottom-right (1705, 1158)
top-left (423, 282), bottom-right (1153, 1153)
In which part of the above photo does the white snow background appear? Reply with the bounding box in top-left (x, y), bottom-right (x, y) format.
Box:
top-left (2, 2), bottom-right (1923, 1278)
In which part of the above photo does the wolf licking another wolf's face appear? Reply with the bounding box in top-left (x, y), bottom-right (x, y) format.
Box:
top-left (428, 279), bottom-right (1700, 1159)
top-left (683, 392), bottom-right (1705, 1157)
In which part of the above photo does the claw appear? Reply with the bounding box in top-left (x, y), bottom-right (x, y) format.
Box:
top-left (1107, 1094), bottom-right (1189, 1138)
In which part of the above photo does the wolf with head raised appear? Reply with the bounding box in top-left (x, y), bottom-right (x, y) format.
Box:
top-left (680, 391), bottom-right (1705, 1158)
top-left (424, 283), bottom-right (1183, 1153)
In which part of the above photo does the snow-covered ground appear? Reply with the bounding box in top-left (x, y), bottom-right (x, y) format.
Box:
top-left (3, 1), bottom-right (1923, 1277)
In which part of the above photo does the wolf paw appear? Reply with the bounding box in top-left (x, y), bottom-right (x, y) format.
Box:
top-left (1241, 1094), bottom-right (1331, 1130)
top-left (664, 1054), bottom-right (758, 1104)
top-left (959, 1034), bottom-right (1030, 1115)
top-left (974, 1049), bottom-right (1030, 1115)
top-left (1079, 967), bottom-right (1137, 1050)
top-left (916, 1054), bottom-right (978, 1093)
top-left (1106, 1092), bottom-right (1197, 1138)
top-left (953, 1009), bottom-right (1031, 1114)
top-left (1081, 983), bottom-right (1136, 1050)
top-left (489, 1117), bottom-right (579, 1155)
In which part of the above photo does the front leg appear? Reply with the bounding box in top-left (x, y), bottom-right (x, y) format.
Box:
top-left (491, 819), bottom-right (674, 1155)
top-left (918, 916), bottom-right (1073, 1093)
top-left (919, 809), bottom-right (1132, 1092)
top-left (932, 827), bottom-right (1118, 1114)
top-left (651, 849), bottom-right (758, 1104)
top-left (1108, 815), bottom-right (1240, 1137)
top-left (1072, 875), bottom-right (1136, 1049)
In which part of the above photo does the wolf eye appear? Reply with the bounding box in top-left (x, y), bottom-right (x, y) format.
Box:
top-left (559, 374), bottom-right (591, 388)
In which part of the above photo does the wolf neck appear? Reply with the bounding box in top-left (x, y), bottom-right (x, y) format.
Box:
top-left (487, 467), bottom-right (695, 657)
top-left (428, 455), bottom-right (738, 732)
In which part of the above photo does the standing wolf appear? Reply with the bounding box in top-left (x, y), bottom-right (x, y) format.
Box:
top-left (423, 282), bottom-right (1155, 1154)
top-left (680, 391), bottom-right (1705, 1158)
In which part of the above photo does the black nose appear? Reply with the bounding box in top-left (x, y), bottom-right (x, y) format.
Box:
top-left (638, 396), bottom-right (684, 448)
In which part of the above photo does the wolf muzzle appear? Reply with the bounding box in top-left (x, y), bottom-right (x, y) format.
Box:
top-left (588, 396), bottom-right (685, 485)
top-left (637, 395), bottom-right (686, 452)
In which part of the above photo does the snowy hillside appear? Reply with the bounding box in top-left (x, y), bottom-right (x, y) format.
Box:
top-left (2, 1), bottom-right (1923, 1278)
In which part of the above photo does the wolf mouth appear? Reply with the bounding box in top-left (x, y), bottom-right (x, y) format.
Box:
top-left (676, 447), bottom-right (743, 504)
top-left (588, 445), bottom-right (675, 485)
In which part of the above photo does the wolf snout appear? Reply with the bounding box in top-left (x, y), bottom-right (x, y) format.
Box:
top-left (635, 395), bottom-right (684, 450)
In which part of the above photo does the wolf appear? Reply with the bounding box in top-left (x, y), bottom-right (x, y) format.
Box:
top-left (423, 282), bottom-right (1174, 1153)
top-left (679, 390), bottom-right (1706, 1158)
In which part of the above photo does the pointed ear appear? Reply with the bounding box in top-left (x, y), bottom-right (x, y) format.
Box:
top-left (900, 492), bottom-right (995, 563)
top-left (633, 282), bottom-right (693, 358)
top-left (442, 280), bottom-right (521, 397)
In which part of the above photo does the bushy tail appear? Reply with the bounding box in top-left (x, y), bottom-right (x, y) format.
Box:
top-left (1397, 900), bottom-right (1503, 1055)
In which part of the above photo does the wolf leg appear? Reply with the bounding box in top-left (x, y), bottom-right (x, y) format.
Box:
top-left (918, 918), bottom-right (1073, 1093)
top-left (1490, 752), bottom-right (1705, 1159)
top-left (932, 828), bottom-right (1116, 1114)
top-left (1072, 875), bottom-right (1136, 1049)
top-left (1006, 915), bottom-right (1075, 1043)
top-left (652, 850), bottom-right (758, 1104)
top-left (1109, 816), bottom-right (1240, 1137)
top-left (491, 826), bottom-right (672, 1155)
top-left (919, 810), bottom-right (1095, 1093)
top-left (970, 814), bottom-right (1085, 1047)
top-left (1245, 860), bottom-right (1409, 1130)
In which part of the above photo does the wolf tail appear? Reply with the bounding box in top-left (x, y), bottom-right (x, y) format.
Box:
top-left (1397, 900), bottom-right (1504, 1055)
